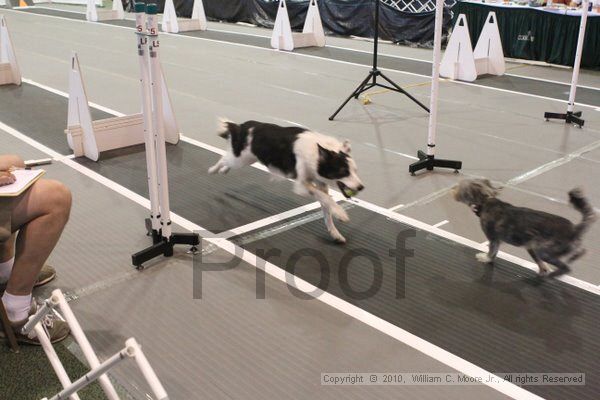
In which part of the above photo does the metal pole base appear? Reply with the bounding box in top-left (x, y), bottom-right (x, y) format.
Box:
top-left (544, 111), bottom-right (584, 128)
top-left (132, 231), bottom-right (200, 270)
top-left (409, 150), bottom-right (462, 176)
top-left (329, 70), bottom-right (430, 121)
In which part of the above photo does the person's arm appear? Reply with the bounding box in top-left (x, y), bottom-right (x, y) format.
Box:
top-left (0, 155), bottom-right (25, 172)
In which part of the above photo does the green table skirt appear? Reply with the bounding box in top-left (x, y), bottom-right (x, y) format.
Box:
top-left (452, 1), bottom-right (600, 69)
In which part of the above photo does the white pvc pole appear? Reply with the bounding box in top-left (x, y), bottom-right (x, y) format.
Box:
top-left (52, 290), bottom-right (120, 400)
top-left (22, 299), bottom-right (54, 335)
top-left (126, 338), bottom-right (169, 400)
top-left (567, 0), bottom-right (589, 113)
top-left (426, 0), bottom-right (445, 157)
top-left (48, 348), bottom-right (132, 400)
top-left (147, 6), bottom-right (173, 239)
top-left (34, 323), bottom-right (82, 400)
top-left (135, 6), bottom-right (161, 233)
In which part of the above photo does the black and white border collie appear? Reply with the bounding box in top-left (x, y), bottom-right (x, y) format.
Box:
top-left (208, 119), bottom-right (364, 243)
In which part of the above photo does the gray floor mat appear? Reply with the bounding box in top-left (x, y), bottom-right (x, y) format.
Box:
top-left (75, 142), bottom-right (310, 233)
top-left (240, 206), bottom-right (600, 400)
top-left (17, 6), bottom-right (87, 20)
top-left (0, 83), bottom-right (112, 155)
top-left (69, 248), bottom-right (510, 400)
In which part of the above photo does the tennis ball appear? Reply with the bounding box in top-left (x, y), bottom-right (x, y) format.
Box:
top-left (344, 188), bottom-right (358, 198)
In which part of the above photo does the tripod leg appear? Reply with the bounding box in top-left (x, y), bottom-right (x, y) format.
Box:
top-left (354, 83), bottom-right (376, 99)
top-left (329, 73), bottom-right (374, 120)
top-left (379, 72), bottom-right (430, 113)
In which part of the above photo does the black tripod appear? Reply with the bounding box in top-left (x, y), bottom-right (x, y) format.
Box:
top-left (329, 0), bottom-right (430, 120)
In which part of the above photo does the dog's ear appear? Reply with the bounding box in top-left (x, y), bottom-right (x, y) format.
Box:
top-left (318, 144), bottom-right (333, 160)
top-left (341, 140), bottom-right (351, 154)
top-left (217, 117), bottom-right (234, 139)
top-left (482, 179), bottom-right (502, 195)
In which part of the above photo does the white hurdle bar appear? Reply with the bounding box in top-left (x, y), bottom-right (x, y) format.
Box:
top-left (21, 289), bottom-right (168, 400)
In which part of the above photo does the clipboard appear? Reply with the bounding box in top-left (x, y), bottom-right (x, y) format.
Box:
top-left (0, 169), bottom-right (45, 197)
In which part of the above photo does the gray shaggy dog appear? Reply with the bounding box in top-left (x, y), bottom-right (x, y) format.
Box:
top-left (453, 179), bottom-right (596, 278)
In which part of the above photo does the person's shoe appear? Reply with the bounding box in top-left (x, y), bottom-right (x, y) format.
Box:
top-left (34, 264), bottom-right (56, 288)
top-left (0, 300), bottom-right (70, 345)
top-left (0, 265), bottom-right (56, 295)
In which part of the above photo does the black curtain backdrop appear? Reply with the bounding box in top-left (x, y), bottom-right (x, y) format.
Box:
top-left (129, 0), bottom-right (452, 46)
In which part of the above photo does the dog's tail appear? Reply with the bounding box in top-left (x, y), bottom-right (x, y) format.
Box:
top-left (569, 188), bottom-right (597, 238)
top-left (217, 118), bottom-right (237, 139)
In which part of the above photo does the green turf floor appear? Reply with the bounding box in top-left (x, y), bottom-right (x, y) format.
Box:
top-left (0, 338), bottom-right (108, 400)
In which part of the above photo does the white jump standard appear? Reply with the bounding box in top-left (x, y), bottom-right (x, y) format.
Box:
top-left (439, 12), bottom-right (505, 82)
top-left (131, 2), bottom-right (199, 269)
top-left (271, 0), bottom-right (325, 51)
top-left (408, 0), bottom-right (462, 175)
top-left (64, 52), bottom-right (179, 161)
top-left (0, 15), bottom-right (21, 86)
top-left (21, 290), bottom-right (168, 400)
top-left (86, 0), bottom-right (125, 22)
top-left (544, 0), bottom-right (589, 128)
top-left (161, 0), bottom-right (207, 33)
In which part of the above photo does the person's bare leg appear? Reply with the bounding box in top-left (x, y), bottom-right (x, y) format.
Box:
top-left (5, 180), bottom-right (71, 296)
top-left (0, 234), bottom-right (15, 263)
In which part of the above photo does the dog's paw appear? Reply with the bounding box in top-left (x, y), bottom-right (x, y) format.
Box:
top-left (332, 206), bottom-right (349, 222)
top-left (537, 270), bottom-right (549, 278)
top-left (329, 228), bottom-right (346, 244)
top-left (208, 165), bottom-right (219, 174)
top-left (476, 253), bottom-right (493, 263)
top-left (332, 234), bottom-right (347, 244)
top-left (218, 166), bottom-right (230, 174)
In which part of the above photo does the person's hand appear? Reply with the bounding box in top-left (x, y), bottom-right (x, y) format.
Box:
top-left (0, 171), bottom-right (16, 186)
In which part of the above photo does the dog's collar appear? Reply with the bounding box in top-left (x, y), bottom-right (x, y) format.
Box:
top-left (470, 204), bottom-right (481, 217)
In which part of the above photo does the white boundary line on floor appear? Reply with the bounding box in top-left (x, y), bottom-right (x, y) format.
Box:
top-left (7, 8), bottom-right (600, 109)
top-left (433, 219), bottom-right (449, 228)
top-left (21, 76), bottom-right (600, 296)
top-left (0, 118), bottom-right (543, 400)
top-left (224, 202), bottom-right (323, 238)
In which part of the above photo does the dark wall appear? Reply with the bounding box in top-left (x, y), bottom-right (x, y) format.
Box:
top-left (129, 0), bottom-right (452, 46)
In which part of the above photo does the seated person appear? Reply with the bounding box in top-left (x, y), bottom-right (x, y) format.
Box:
top-left (0, 154), bottom-right (71, 344)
